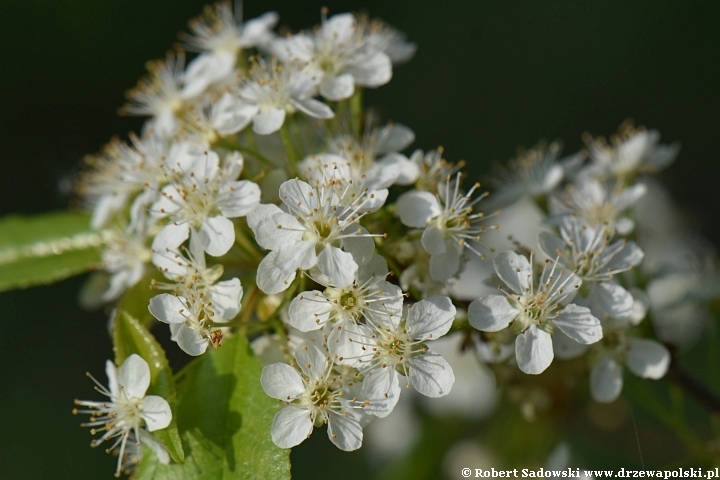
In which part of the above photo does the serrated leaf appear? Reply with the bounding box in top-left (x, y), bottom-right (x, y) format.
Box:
top-left (135, 334), bottom-right (291, 480)
top-left (113, 311), bottom-right (185, 463)
top-left (0, 211), bottom-right (103, 292)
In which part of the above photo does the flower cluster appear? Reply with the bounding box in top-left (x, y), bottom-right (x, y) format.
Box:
top-left (71, 1), bottom-right (720, 474)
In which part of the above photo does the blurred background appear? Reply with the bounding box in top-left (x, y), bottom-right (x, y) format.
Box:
top-left (1, 1), bottom-right (718, 478)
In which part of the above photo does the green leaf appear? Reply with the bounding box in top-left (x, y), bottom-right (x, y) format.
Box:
top-left (135, 333), bottom-right (291, 480)
top-left (0, 211), bottom-right (102, 292)
top-left (113, 311), bottom-right (185, 463)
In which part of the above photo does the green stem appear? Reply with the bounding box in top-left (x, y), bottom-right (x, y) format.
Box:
top-left (279, 122), bottom-right (298, 175)
top-left (350, 88), bottom-right (364, 139)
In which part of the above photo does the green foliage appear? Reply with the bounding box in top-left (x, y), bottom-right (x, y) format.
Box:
top-left (135, 333), bottom-right (291, 480)
top-left (113, 311), bottom-right (185, 463)
top-left (0, 211), bottom-right (102, 292)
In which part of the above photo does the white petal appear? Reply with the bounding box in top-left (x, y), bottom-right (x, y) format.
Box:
top-left (590, 357), bottom-right (623, 403)
top-left (319, 73), bottom-right (354, 101)
top-left (515, 326), bottom-right (554, 375)
top-left (257, 251), bottom-right (297, 294)
top-left (142, 395), bottom-right (172, 431)
top-left (138, 430), bottom-right (170, 465)
top-left (254, 212), bottom-right (304, 251)
top-left (341, 225), bottom-right (374, 266)
top-left (328, 320), bottom-right (369, 366)
top-left (105, 360), bottom-right (119, 398)
top-left (421, 225), bottom-right (446, 255)
top-left (357, 254), bottom-right (389, 282)
top-left (271, 406), bottom-right (313, 449)
top-left (626, 339), bottom-right (670, 379)
top-left (429, 246), bottom-right (461, 281)
top-left (261, 363), bottom-right (306, 400)
top-left (360, 367), bottom-right (400, 418)
top-left (541, 164), bottom-right (564, 192)
top-left (148, 294), bottom-right (189, 324)
top-left (118, 354), bottom-right (151, 399)
top-left (554, 304), bottom-right (603, 345)
top-left (209, 278), bottom-right (243, 320)
top-left (317, 246), bottom-right (357, 288)
top-left (396, 190), bottom-right (440, 227)
top-left (537, 231), bottom-right (566, 259)
top-left (275, 240), bottom-right (318, 273)
top-left (614, 183), bottom-right (647, 210)
top-left (374, 124), bottom-right (415, 154)
top-left (493, 251), bottom-right (532, 295)
top-left (328, 412), bottom-right (363, 451)
top-left (217, 180), bottom-right (261, 218)
top-left (589, 282), bottom-right (634, 319)
top-left (603, 241), bottom-right (644, 272)
top-left (198, 216), bottom-right (235, 257)
top-left (174, 324), bottom-right (209, 356)
top-left (552, 329), bottom-right (588, 360)
top-left (289, 291), bottom-right (333, 331)
top-left (348, 51), bottom-right (392, 87)
top-left (295, 343), bottom-right (328, 382)
top-left (252, 108), bottom-right (286, 135)
top-left (468, 295), bottom-right (518, 332)
top-left (278, 179), bottom-right (318, 214)
top-left (153, 223), bottom-right (189, 252)
top-left (247, 203), bottom-right (283, 231)
top-left (406, 296), bottom-right (456, 340)
top-left (409, 350), bottom-right (455, 397)
top-left (291, 98), bottom-right (334, 119)
top-left (212, 94), bottom-right (257, 135)
top-left (257, 252), bottom-right (295, 295)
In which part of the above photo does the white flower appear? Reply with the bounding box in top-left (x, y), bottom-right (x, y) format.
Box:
top-left (321, 122), bottom-right (415, 186)
top-left (550, 288), bottom-right (670, 401)
top-left (357, 296), bottom-right (457, 417)
top-left (79, 133), bottom-right (169, 229)
top-left (548, 178), bottom-right (647, 237)
top-left (289, 255), bottom-right (403, 364)
top-left (487, 141), bottom-right (566, 209)
top-left (151, 150), bottom-right (260, 257)
top-left (261, 342), bottom-right (365, 451)
top-left (101, 223), bottom-right (153, 302)
top-left (122, 52), bottom-right (187, 137)
top-left (148, 288), bottom-right (225, 356)
top-left (182, 4), bottom-right (279, 97)
top-left (361, 18), bottom-right (416, 65)
top-left (468, 251), bottom-right (602, 374)
top-left (74, 354), bottom-right (172, 477)
top-left (235, 58), bottom-right (334, 135)
top-left (396, 174), bottom-right (498, 281)
top-left (272, 12), bottom-right (392, 101)
top-left (402, 147), bottom-right (464, 192)
top-left (250, 176), bottom-right (378, 293)
top-left (537, 217), bottom-right (644, 318)
top-left (151, 224), bottom-right (243, 321)
top-left (580, 123), bottom-right (680, 182)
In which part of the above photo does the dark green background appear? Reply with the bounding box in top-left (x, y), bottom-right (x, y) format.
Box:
top-left (1, 1), bottom-right (718, 478)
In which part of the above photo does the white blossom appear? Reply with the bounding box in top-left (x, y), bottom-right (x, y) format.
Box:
top-left (537, 216), bottom-right (644, 318)
top-left (468, 251), bottom-right (602, 374)
top-left (182, 4), bottom-right (279, 97)
top-left (74, 355), bottom-right (172, 477)
top-left (356, 296), bottom-right (457, 417)
top-left (261, 342), bottom-right (366, 451)
top-left (397, 173), bottom-right (498, 281)
top-left (272, 12), bottom-right (392, 101)
top-left (548, 178), bottom-right (647, 236)
top-left (289, 255), bottom-right (403, 364)
top-left (487, 141), bottom-right (567, 209)
top-left (250, 175), bottom-right (379, 293)
top-left (233, 57), bottom-right (333, 135)
top-left (580, 123), bottom-right (680, 182)
top-left (151, 150), bottom-right (260, 257)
